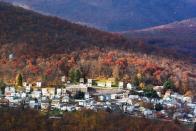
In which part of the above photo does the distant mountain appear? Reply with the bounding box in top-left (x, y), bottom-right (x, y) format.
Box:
top-left (123, 18), bottom-right (196, 60)
top-left (0, 1), bottom-right (181, 59)
top-left (1, 0), bottom-right (196, 31)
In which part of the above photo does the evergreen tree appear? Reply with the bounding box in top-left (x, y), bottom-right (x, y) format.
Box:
top-left (16, 74), bottom-right (23, 87)
top-left (74, 69), bottom-right (81, 83)
top-left (68, 69), bottom-right (81, 83)
top-left (68, 69), bottom-right (75, 83)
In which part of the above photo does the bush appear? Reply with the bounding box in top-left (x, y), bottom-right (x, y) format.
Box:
top-left (143, 88), bottom-right (159, 98)
top-left (155, 103), bottom-right (163, 111)
top-left (163, 80), bottom-right (175, 90)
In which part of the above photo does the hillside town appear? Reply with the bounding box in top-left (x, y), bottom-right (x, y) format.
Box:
top-left (0, 74), bottom-right (195, 125)
top-left (1, 1), bottom-right (196, 130)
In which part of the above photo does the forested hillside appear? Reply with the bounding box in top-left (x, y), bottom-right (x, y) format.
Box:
top-left (0, 2), bottom-right (195, 96)
top-left (0, 108), bottom-right (188, 131)
top-left (123, 18), bottom-right (196, 61)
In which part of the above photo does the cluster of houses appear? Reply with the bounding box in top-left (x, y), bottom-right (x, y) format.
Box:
top-left (0, 79), bottom-right (195, 124)
top-left (87, 78), bottom-right (133, 89)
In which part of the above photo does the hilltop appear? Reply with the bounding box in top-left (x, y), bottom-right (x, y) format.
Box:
top-left (0, 2), bottom-right (195, 95)
top-left (2, 0), bottom-right (196, 31)
top-left (123, 18), bottom-right (196, 61)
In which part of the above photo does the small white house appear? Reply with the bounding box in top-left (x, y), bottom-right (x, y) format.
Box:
top-left (97, 81), bottom-right (106, 87)
top-left (129, 95), bottom-right (139, 99)
top-left (127, 83), bottom-right (134, 90)
top-left (25, 86), bottom-right (31, 93)
top-left (61, 76), bottom-right (66, 82)
top-left (85, 92), bottom-right (90, 99)
top-left (23, 82), bottom-right (27, 87)
top-left (99, 95), bottom-right (105, 101)
top-left (105, 95), bottom-right (111, 101)
top-left (143, 109), bottom-right (153, 117)
top-left (56, 88), bottom-right (62, 96)
top-left (153, 86), bottom-right (164, 91)
top-left (126, 105), bottom-right (135, 113)
top-left (80, 78), bottom-right (84, 83)
top-left (32, 91), bottom-right (41, 98)
top-left (106, 81), bottom-right (112, 88)
top-left (36, 82), bottom-right (42, 87)
top-left (4, 87), bottom-right (15, 97)
top-left (9, 53), bottom-right (14, 60)
top-left (41, 102), bottom-right (49, 110)
top-left (119, 82), bottom-right (124, 89)
top-left (111, 94), bottom-right (117, 100)
top-left (62, 88), bottom-right (67, 95)
top-left (183, 96), bottom-right (192, 103)
top-left (15, 93), bottom-right (20, 98)
top-left (29, 99), bottom-right (39, 109)
top-left (153, 86), bottom-right (163, 97)
top-left (164, 90), bottom-right (172, 98)
top-left (29, 100), bottom-right (36, 108)
top-left (157, 92), bottom-right (162, 97)
top-left (87, 79), bottom-right (92, 87)
top-left (60, 105), bottom-right (67, 111)
top-left (99, 95), bottom-right (111, 101)
top-left (66, 84), bottom-right (88, 93)
top-left (51, 99), bottom-right (60, 109)
top-left (21, 92), bottom-right (27, 98)
top-left (42, 88), bottom-right (49, 96)
top-left (48, 88), bottom-right (55, 96)
top-left (62, 95), bottom-right (69, 103)
top-left (78, 100), bottom-right (86, 106)
top-left (66, 105), bottom-right (76, 112)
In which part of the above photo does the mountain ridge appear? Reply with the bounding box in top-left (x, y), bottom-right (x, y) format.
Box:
top-left (123, 18), bottom-right (196, 61)
top-left (1, 0), bottom-right (196, 31)
top-left (134, 18), bottom-right (196, 32)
